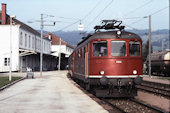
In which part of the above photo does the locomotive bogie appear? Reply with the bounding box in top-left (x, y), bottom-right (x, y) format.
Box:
top-left (88, 76), bottom-right (142, 86)
top-left (95, 86), bottom-right (137, 97)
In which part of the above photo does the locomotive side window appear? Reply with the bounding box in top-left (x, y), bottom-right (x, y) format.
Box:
top-left (93, 41), bottom-right (107, 56)
top-left (111, 41), bottom-right (126, 56)
top-left (84, 47), bottom-right (86, 58)
top-left (129, 41), bottom-right (140, 56)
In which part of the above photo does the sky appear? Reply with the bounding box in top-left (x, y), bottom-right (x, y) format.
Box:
top-left (0, 0), bottom-right (169, 32)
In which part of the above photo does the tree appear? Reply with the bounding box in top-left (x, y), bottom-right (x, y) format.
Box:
top-left (142, 39), bottom-right (153, 62)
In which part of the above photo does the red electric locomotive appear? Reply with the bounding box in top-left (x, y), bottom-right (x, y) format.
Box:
top-left (68, 20), bottom-right (143, 97)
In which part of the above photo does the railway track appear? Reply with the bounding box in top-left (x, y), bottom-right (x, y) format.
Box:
top-left (68, 75), bottom-right (168, 113)
top-left (136, 81), bottom-right (170, 98)
top-left (102, 98), bottom-right (167, 113)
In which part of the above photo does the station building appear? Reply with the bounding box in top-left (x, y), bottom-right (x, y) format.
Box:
top-left (0, 3), bottom-right (73, 72)
top-left (45, 33), bottom-right (74, 69)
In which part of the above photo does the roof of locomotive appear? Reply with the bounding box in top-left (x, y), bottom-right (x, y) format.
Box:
top-left (90, 31), bottom-right (141, 39)
top-left (75, 30), bottom-right (141, 50)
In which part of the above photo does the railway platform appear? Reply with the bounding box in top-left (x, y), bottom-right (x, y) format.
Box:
top-left (0, 71), bottom-right (108, 113)
top-left (143, 75), bottom-right (170, 85)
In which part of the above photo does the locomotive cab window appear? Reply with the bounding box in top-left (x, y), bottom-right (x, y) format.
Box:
top-left (93, 41), bottom-right (107, 56)
top-left (111, 41), bottom-right (126, 56)
top-left (129, 41), bottom-right (140, 56)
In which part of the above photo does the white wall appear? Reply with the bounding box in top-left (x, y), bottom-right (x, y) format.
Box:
top-left (19, 29), bottom-right (36, 51)
top-left (0, 25), bottom-right (52, 72)
top-left (0, 25), bottom-right (20, 72)
top-left (43, 39), bottom-right (51, 54)
top-left (19, 28), bottom-right (51, 54)
top-left (51, 45), bottom-right (73, 57)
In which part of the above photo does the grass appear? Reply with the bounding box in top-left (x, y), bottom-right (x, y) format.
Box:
top-left (0, 76), bottom-right (22, 88)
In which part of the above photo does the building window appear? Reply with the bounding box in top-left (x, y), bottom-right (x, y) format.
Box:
top-left (25, 34), bottom-right (27, 47)
top-left (32, 37), bottom-right (34, 49)
top-left (44, 42), bottom-right (45, 52)
top-left (84, 47), bottom-right (86, 58)
top-left (29, 35), bottom-right (31, 48)
top-left (20, 32), bottom-right (23, 46)
top-left (35, 38), bottom-right (36, 50)
top-left (4, 58), bottom-right (10, 66)
top-left (39, 39), bottom-right (42, 51)
top-left (38, 39), bottom-right (39, 50)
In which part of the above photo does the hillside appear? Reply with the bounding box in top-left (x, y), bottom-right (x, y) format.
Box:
top-left (41, 29), bottom-right (169, 52)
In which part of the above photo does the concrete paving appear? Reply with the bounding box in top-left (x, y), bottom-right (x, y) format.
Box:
top-left (0, 71), bottom-right (108, 113)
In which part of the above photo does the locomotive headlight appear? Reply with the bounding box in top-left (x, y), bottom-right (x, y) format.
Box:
top-left (100, 70), bottom-right (105, 75)
top-left (117, 30), bottom-right (121, 35)
top-left (133, 70), bottom-right (137, 74)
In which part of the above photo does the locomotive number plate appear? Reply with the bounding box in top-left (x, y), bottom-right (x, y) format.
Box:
top-left (116, 61), bottom-right (122, 63)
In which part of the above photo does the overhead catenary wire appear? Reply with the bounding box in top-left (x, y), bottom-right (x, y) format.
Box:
top-left (129, 17), bottom-right (146, 26)
top-left (57, 20), bottom-right (80, 31)
top-left (55, 16), bottom-right (79, 20)
top-left (115, 16), bottom-right (145, 21)
top-left (150, 6), bottom-right (169, 16)
top-left (129, 6), bottom-right (169, 26)
top-left (124, 0), bottom-right (153, 17)
top-left (44, 1), bottom-right (102, 31)
top-left (85, 0), bottom-right (114, 31)
top-left (121, 5), bottom-right (170, 42)
top-left (123, 23), bottom-right (148, 36)
top-left (81, 0), bottom-right (102, 21)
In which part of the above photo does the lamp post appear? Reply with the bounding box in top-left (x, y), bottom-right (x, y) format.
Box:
top-left (9, 15), bottom-right (16, 81)
top-left (40, 14), bottom-right (43, 77)
top-left (169, 0), bottom-right (170, 51)
top-left (144, 15), bottom-right (151, 77)
top-left (148, 15), bottom-right (151, 77)
top-left (28, 14), bottom-right (55, 76)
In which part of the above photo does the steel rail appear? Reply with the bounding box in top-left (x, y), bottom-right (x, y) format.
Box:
top-left (130, 98), bottom-right (167, 113)
top-left (137, 82), bottom-right (170, 98)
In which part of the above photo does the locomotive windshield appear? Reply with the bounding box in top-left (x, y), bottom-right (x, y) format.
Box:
top-left (93, 41), bottom-right (107, 56)
top-left (111, 41), bottom-right (126, 56)
top-left (129, 41), bottom-right (140, 56)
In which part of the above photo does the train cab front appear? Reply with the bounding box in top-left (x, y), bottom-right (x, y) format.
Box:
top-left (88, 38), bottom-right (143, 97)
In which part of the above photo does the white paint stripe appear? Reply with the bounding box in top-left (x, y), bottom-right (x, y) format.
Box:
top-left (88, 75), bottom-right (143, 78)
top-left (73, 72), bottom-right (143, 78)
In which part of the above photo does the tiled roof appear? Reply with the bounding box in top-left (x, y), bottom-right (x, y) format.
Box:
top-left (0, 12), bottom-right (51, 41)
top-left (45, 33), bottom-right (74, 49)
top-left (0, 12), bottom-right (40, 37)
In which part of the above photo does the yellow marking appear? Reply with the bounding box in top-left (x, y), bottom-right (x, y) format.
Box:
top-left (85, 52), bottom-right (88, 79)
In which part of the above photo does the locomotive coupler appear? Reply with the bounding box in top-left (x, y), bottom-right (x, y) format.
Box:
top-left (108, 84), bottom-right (114, 95)
top-left (118, 79), bottom-right (122, 93)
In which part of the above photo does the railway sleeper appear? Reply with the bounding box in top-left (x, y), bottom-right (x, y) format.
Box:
top-left (142, 81), bottom-right (170, 89)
